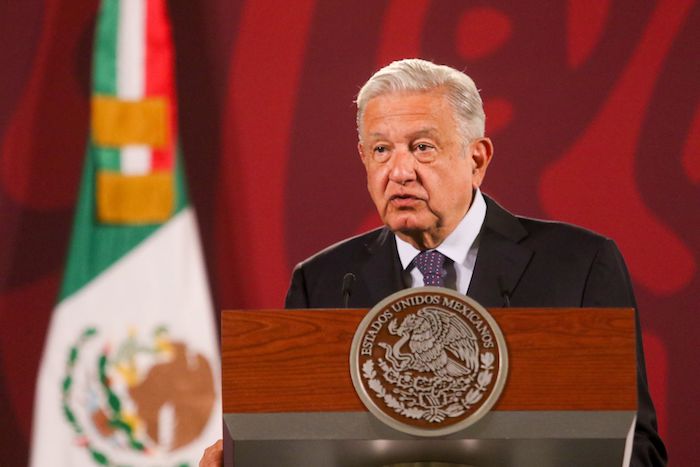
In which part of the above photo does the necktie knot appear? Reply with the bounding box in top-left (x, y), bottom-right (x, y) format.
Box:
top-left (414, 250), bottom-right (447, 287)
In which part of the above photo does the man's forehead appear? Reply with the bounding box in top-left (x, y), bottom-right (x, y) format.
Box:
top-left (366, 127), bottom-right (441, 141)
top-left (362, 89), bottom-right (452, 123)
top-left (365, 89), bottom-right (448, 110)
top-left (362, 96), bottom-right (454, 139)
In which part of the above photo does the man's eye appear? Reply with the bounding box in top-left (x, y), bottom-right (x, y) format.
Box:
top-left (415, 143), bottom-right (432, 151)
top-left (371, 145), bottom-right (391, 162)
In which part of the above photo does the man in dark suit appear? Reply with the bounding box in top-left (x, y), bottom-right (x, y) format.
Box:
top-left (285, 59), bottom-right (666, 466)
top-left (200, 58), bottom-right (666, 466)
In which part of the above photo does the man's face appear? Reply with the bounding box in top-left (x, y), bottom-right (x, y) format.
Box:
top-left (358, 89), bottom-right (492, 249)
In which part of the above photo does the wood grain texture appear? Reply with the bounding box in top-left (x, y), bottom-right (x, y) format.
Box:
top-left (221, 308), bottom-right (636, 413)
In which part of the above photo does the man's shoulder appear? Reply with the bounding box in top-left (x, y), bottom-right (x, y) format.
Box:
top-left (519, 216), bottom-right (619, 266)
top-left (518, 215), bottom-right (611, 246)
top-left (484, 195), bottom-right (613, 252)
top-left (295, 227), bottom-right (387, 271)
top-left (286, 227), bottom-right (392, 308)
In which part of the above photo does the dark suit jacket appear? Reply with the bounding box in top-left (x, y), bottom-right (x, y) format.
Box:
top-left (286, 195), bottom-right (667, 466)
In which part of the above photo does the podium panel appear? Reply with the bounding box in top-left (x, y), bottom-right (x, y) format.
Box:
top-left (222, 308), bottom-right (636, 466)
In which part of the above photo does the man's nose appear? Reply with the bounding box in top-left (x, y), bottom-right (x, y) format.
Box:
top-left (388, 148), bottom-right (416, 184)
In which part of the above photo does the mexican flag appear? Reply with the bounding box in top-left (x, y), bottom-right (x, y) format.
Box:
top-left (30, 1), bottom-right (221, 465)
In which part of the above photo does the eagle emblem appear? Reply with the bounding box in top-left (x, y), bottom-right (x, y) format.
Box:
top-left (380, 307), bottom-right (479, 378)
top-left (350, 287), bottom-right (508, 437)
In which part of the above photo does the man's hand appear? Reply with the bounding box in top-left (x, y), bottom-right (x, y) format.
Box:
top-left (199, 439), bottom-right (223, 467)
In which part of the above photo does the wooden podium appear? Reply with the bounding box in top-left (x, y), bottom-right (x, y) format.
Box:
top-left (221, 308), bottom-right (637, 466)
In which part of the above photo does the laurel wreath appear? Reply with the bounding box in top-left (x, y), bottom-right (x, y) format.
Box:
top-left (61, 327), bottom-right (191, 467)
top-left (362, 352), bottom-right (495, 423)
top-left (61, 327), bottom-right (112, 465)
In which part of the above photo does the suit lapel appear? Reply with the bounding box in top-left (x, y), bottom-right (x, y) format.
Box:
top-left (468, 196), bottom-right (533, 307)
top-left (353, 228), bottom-right (405, 307)
top-left (349, 197), bottom-right (533, 308)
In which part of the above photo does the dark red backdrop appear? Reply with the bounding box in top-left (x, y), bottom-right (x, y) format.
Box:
top-left (1, 1), bottom-right (698, 465)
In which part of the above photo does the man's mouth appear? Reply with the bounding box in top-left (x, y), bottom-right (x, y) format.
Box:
top-left (389, 194), bottom-right (422, 207)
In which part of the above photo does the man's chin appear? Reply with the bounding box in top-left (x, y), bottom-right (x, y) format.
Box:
top-left (384, 216), bottom-right (429, 234)
top-left (383, 215), bottom-right (443, 249)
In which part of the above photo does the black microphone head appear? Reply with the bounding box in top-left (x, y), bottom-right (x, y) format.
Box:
top-left (497, 275), bottom-right (511, 307)
top-left (342, 273), bottom-right (356, 293)
top-left (342, 273), bottom-right (356, 307)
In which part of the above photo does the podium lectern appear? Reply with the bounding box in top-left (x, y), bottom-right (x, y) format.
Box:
top-left (222, 308), bottom-right (636, 467)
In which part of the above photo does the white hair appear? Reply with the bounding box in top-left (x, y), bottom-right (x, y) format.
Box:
top-left (356, 58), bottom-right (485, 142)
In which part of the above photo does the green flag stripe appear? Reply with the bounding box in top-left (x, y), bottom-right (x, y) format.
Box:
top-left (92, 1), bottom-right (120, 173)
top-left (94, 146), bottom-right (121, 171)
top-left (58, 143), bottom-right (188, 301)
top-left (93, 0), bottom-right (119, 95)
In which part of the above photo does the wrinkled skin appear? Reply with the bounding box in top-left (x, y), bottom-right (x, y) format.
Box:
top-left (358, 89), bottom-right (493, 250)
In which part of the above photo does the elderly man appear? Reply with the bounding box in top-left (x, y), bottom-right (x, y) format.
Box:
top-left (202, 59), bottom-right (666, 466)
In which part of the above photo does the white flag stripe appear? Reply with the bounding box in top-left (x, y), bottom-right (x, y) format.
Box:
top-left (30, 208), bottom-right (221, 466)
top-left (117, 0), bottom-right (145, 99)
top-left (121, 145), bottom-right (152, 174)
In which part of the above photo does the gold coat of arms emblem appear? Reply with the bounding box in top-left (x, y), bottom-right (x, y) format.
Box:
top-left (350, 287), bottom-right (508, 436)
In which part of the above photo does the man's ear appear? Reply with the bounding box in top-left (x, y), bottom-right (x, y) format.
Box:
top-left (470, 137), bottom-right (494, 188)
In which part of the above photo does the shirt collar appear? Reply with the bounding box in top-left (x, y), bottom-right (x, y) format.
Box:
top-left (395, 188), bottom-right (487, 269)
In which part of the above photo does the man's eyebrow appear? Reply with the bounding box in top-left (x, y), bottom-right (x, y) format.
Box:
top-left (408, 128), bottom-right (439, 138)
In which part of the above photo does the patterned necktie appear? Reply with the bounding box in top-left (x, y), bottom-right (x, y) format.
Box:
top-left (414, 250), bottom-right (447, 287)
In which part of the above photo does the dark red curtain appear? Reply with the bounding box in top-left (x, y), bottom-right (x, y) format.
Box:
top-left (1, 0), bottom-right (698, 464)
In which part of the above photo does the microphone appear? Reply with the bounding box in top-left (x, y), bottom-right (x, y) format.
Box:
top-left (341, 273), bottom-right (356, 308)
top-left (498, 275), bottom-right (511, 307)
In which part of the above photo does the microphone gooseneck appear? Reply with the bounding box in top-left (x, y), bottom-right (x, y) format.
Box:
top-left (341, 273), bottom-right (356, 308)
top-left (498, 275), bottom-right (511, 307)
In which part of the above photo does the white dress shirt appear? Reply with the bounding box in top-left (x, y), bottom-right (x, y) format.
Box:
top-left (395, 189), bottom-right (487, 295)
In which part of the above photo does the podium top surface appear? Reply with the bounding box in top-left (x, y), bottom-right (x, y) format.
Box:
top-left (221, 307), bottom-right (636, 414)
